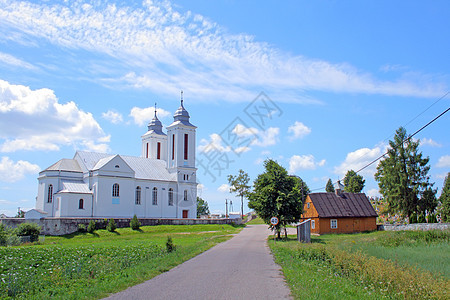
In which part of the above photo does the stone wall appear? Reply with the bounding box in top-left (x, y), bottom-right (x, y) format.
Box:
top-left (0, 217), bottom-right (239, 236)
top-left (378, 223), bottom-right (449, 231)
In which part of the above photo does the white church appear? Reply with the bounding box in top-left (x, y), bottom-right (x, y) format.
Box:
top-left (33, 96), bottom-right (197, 219)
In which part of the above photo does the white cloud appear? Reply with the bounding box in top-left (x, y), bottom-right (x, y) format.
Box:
top-left (334, 145), bottom-right (384, 177)
top-left (198, 134), bottom-right (231, 153)
top-left (252, 127), bottom-right (280, 147)
top-left (129, 107), bottom-right (171, 126)
top-left (0, 52), bottom-right (37, 70)
top-left (0, 1), bottom-right (445, 102)
top-left (289, 154), bottom-right (326, 173)
top-left (421, 138), bottom-right (442, 147)
top-left (436, 155), bottom-right (450, 168)
top-left (232, 124), bottom-right (258, 138)
top-left (366, 188), bottom-right (380, 198)
top-left (288, 121), bottom-right (311, 140)
top-left (0, 80), bottom-right (110, 152)
top-left (102, 110), bottom-right (123, 124)
top-left (217, 184), bottom-right (230, 193)
top-left (0, 156), bottom-right (40, 182)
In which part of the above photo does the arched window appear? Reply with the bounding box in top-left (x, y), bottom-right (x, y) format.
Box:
top-left (152, 187), bottom-right (157, 205)
top-left (168, 188), bottom-right (174, 206)
top-left (184, 190), bottom-right (188, 201)
top-left (47, 184), bottom-right (53, 203)
top-left (79, 199), bottom-right (84, 209)
top-left (135, 186), bottom-right (141, 205)
top-left (112, 183), bottom-right (120, 197)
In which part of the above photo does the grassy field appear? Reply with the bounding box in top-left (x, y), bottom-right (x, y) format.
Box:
top-left (270, 230), bottom-right (449, 299)
top-left (0, 224), bottom-right (242, 299)
top-left (246, 217), bottom-right (265, 225)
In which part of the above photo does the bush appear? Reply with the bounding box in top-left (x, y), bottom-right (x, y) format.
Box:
top-left (106, 218), bottom-right (116, 232)
top-left (166, 236), bottom-right (176, 253)
top-left (409, 212), bottom-right (417, 224)
top-left (418, 213), bottom-right (426, 223)
top-left (87, 220), bottom-right (96, 233)
top-left (0, 224), bottom-right (7, 246)
top-left (77, 223), bottom-right (86, 232)
top-left (427, 213), bottom-right (437, 223)
top-left (17, 223), bottom-right (41, 242)
top-left (130, 214), bottom-right (140, 230)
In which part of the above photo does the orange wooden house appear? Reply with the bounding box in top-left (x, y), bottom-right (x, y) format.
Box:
top-left (301, 191), bottom-right (378, 234)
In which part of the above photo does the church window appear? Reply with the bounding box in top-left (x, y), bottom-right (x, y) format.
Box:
top-left (184, 190), bottom-right (188, 201)
top-left (146, 143), bottom-right (149, 158)
top-left (47, 185), bottom-right (53, 203)
top-left (135, 186), bottom-right (141, 205)
top-left (79, 199), bottom-right (84, 209)
top-left (152, 187), bottom-right (157, 205)
top-left (112, 183), bottom-right (120, 197)
top-left (187, 175), bottom-right (189, 181)
top-left (184, 134), bottom-right (188, 160)
top-left (172, 134), bottom-right (175, 160)
top-left (157, 142), bottom-right (161, 159)
top-left (168, 188), bottom-right (174, 206)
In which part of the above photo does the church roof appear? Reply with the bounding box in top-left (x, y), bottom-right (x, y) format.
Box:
top-left (42, 159), bottom-right (82, 173)
top-left (75, 151), bottom-right (177, 182)
top-left (145, 110), bottom-right (166, 136)
top-left (58, 181), bottom-right (92, 194)
top-left (168, 94), bottom-right (196, 128)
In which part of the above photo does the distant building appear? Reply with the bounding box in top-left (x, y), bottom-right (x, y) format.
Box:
top-left (33, 95), bottom-right (197, 219)
top-left (228, 212), bottom-right (241, 220)
top-left (0, 213), bottom-right (7, 219)
top-left (301, 189), bottom-right (378, 234)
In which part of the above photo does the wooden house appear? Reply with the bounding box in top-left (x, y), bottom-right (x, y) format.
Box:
top-left (301, 191), bottom-right (378, 234)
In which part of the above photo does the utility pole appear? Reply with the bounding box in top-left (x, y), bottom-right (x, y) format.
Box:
top-left (225, 199), bottom-right (228, 218)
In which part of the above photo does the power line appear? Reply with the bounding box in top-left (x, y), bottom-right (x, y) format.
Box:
top-left (310, 102), bottom-right (450, 193)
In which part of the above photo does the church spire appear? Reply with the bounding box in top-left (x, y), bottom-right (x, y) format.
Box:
top-left (146, 101), bottom-right (164, 134)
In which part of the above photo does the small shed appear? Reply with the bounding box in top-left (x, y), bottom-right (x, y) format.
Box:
top-left (301, 192), bottom-right (378, 234)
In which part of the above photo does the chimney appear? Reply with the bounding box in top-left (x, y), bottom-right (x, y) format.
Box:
top-left (335, 180), bottom-right (345, 196)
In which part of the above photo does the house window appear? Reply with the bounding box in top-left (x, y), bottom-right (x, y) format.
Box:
top-left (184, 190), bottom-right (188, 201)
top-left (152, 187), bottom-right (157, 205)
top-left (79, 199), bottom-right (84, 209)
top-left (47, 184), bottom-right (53, 203)
top-left (168, 188), bottom-right (174, 206)
top-left (135, 186), bottom-right (141, 205)
top-left (331, 219), bottom-right (338, 229)
top-left (157, 142), bottom-right (161, 159)
top-left (184, 134), bottom-right (188, 160)
top-left (307, 202), bottom-right (310, 209)
top-left (112, 183), bottom-right (120, 197)
top-left (311, 220), bottom-right (315, 229)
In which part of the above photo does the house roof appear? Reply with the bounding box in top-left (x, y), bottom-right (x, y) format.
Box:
top-left (309, 192), bottom-right (378, 218)
top-left (58, 181), bottom-right (92, 194)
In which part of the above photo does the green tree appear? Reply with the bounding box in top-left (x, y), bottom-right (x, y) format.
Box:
top-left (344, 170), bottom-right (365, 193)
top-left (130, 214), bottom-right (141, 230)
top-left (17, 223), bottom-right (41, 242)
top-left (375, 127), bottom-right (433, 219)
top-left (419, 187), bottom-right (437, 215)
top-left (87, 220), bottom-right (96, 233)
top-left (227, 169), bottom-right (251, 218)
top-left (439, 172), bottom-right (450, 222)
top-left (325, 179), bottom-right (335, 193)
top-left (196, 197), bottom-right (210, 217)
top-left (15, 210), bottom-right (25, 218)
top-left (248, 159), bottom-right (309, 238)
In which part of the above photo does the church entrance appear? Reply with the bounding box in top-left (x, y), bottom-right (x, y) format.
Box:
top-left (182, 210), bottom-right (189, 218)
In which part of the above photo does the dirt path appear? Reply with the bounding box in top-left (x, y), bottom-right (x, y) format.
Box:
top-left (104, 224), bottom-right (292, 299)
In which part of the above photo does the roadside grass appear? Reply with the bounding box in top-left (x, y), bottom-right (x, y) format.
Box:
top-left (0, 224), bottom-right (242, 299)
top-left (246, 217), bottom-right (265, 225)
top-left (270, 230), bottom-right (449, 299)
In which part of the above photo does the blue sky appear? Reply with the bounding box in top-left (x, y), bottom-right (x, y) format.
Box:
top-left (0, 0), bottom-right (449, 217)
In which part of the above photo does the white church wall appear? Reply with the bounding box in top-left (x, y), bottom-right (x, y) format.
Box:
top-left (57, 193), bottom-right (93, 217)
top-left (95, 176), bottom-right (135, 217)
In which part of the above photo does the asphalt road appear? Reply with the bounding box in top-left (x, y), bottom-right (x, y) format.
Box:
top-left (104, 224), bottom-right (292, 300)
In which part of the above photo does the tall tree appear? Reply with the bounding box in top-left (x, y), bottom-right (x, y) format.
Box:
top-left (419, 187), bottom-right (437, 216)
top-left (227, 169), bottom-right (251, 218)
top-left (439, 172), bottom-right (450, 222)
top-left (325, 178), bottom-right (335, 193)
top-left (374, 127), bottom-right (433, 219)
top-left (248, 159), bottom-right (309, 238)
top-left (344, 170), bottom-right (365, 193)
top-left (196, 197), bottom-right (210, 217)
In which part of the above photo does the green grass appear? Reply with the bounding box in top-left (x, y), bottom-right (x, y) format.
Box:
top-left (246, 217), bottom-right (265, 225)
top-left (269, 230), bottom-right (450, 299)
top-left (0, 224), bottom-right (243, 299)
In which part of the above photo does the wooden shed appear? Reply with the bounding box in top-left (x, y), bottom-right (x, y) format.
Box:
top-left (301, 192), bottom-right (378, 234)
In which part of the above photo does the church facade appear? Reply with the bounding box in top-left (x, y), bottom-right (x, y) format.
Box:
top-left (34, 98), bottom-right (197, 219)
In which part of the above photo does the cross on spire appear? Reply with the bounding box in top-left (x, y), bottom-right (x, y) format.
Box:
top-left (180, 90), bottom-right (184, 106)
top-left (154, 102), bottom-right (157, 117)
